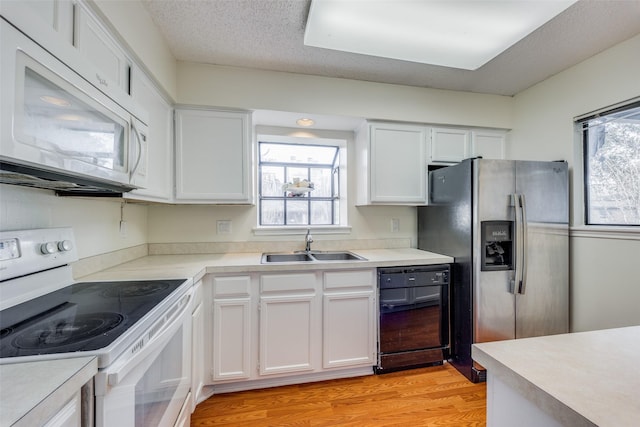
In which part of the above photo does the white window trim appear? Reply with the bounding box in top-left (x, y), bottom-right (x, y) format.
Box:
top-left (256, 133), bottom-right (349, 232)
top-left (572, 98), bottom-right (640, 238)
top-left (253, 225), bottom-right (352, 236)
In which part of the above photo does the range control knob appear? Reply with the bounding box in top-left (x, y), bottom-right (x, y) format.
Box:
top-left (40, 242), bottom-right (57, 254)
top-left (57, 240), bottom-right (73, 252)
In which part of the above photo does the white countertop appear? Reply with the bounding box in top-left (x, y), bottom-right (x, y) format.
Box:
top-left (0, 356), bottom-right (97, 426)
top-left (472, 326), bottom-right (640, 427)
top-left (79, 248), bottom-right (453, 282)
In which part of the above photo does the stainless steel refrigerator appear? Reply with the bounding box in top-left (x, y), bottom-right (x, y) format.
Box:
top-left (417, 158), bottom-right (569, 382)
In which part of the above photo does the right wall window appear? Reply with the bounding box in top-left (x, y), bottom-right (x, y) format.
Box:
top-left (581, 102), bottom-right (640, 226)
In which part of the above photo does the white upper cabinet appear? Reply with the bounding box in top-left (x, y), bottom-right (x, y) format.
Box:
top-left (125, 67), bottom-right (173, 202)
top-left (11, 0), bottom-right (74, 44)
top-left (73, 1), bottom-right (131, 93)
top-left (431, 127), bottom-right (506, 163)
top-left (356, 122), bottom-right (428, 205)
top-left (430, 127), bottom-right (470, 163)
top-left (174, 108), bottom-right (253, 204)
top-left (470, 130), bottom-right (506, 159)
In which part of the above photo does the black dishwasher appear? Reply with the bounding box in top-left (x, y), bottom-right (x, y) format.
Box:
top-left (375, 265), bottom-right (450, 374)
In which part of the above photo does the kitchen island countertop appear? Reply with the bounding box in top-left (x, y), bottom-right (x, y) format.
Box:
top-left (472, 325), bottom-right (640, 427)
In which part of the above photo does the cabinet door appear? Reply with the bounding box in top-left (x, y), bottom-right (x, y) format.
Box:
top-left (369, 123), bottom-right (427, 204)
top-left (211, 276), bottom-right (252, 382)
top-left (259, 295), bottom-right (315, 375)
top-left (191, 281), bottom-right (204, 409)
top-left (43, 392), bottom-right (81, 427)
top-left (73, 2), bottom-right (131, 93)
top-left (15, 0), bottom-right (74, 44)
top-left (431, 127), bottom-right (470, 163)
top-left (471, 130), bottom-right (506, 159)
top-left (323, 291), bottom-right (375, 369)
top-left (259, 273), bottom-right (318, 376)
top-left (126, 68), bottom-right (173, 201)
top-left (175, 108), bottom-right (252, 203)
top-left (212, 298), bottom-right (252, 381)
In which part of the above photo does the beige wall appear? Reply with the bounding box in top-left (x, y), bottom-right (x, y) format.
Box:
top-left (511, 34), bottom-right (640, 332)
top-left (0, 185), bottom-right (148, 259)
top-left (177, 61), bottom-right (513, 129)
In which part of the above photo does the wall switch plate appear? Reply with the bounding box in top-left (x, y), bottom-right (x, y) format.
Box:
top-left (391, 218), bottom-right (400, 233)
top-left (217, 220), bottom-right (232, 234)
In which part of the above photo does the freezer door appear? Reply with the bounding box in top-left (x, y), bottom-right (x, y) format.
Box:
top-left (515, 161), bottom-right (569, 338)
top-left (473, 160), bottom-right (517, 343)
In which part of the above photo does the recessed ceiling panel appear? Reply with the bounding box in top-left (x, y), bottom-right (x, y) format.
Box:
top-left (304, 0), bottom-right (578, 70)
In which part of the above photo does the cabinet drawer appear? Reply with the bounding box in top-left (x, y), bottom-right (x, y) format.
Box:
top-left (260, 273), bottom-right (316, 293)
top-left (324, 270), bottom-right (374, 290)
top-left (213, 276), bottom-right (251, 297)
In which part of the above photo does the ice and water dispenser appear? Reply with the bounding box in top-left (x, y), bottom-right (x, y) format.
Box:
top-left (480, 221), bottom-right (513, 271)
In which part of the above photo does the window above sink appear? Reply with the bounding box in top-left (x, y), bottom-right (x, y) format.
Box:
top-left (256, 134), bottom-right (348, 231)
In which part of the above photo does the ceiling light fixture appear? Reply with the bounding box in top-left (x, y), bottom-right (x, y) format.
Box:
top-left (304, 0), bottom-right (578, 70)
top-left (296, 118), bottom-right (315, 127)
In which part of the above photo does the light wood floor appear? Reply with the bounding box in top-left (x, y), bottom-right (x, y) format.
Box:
top-left (191, 363), bottom-right (486, 426)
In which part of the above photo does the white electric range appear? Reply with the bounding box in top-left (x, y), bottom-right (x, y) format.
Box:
top-left (0, 228), bottom-right (193, 427)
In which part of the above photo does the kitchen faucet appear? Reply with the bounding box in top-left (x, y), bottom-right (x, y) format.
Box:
top-left (305, 228), bottom-right (313, 252)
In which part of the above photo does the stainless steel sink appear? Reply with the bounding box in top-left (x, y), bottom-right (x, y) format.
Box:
top-left (261, 251), bottom-right (366, 263)
top-left (309, 251), bottom-right (365, 261)
top-left (262, 253), bottom-right (314, 263)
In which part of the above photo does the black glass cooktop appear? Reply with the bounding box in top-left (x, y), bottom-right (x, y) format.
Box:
top-left (0, 279), bottom-right (186, 358)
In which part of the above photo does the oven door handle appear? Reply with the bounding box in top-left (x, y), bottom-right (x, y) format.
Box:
top-left (104, 289), bottom-right (192, 387)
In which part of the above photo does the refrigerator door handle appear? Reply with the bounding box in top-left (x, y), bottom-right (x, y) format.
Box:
top-left (510, 193), bottom-right (523, 294)
top-left (519, 194), bottom-right (528, 294)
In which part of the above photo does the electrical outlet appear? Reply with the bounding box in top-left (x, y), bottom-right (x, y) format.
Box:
top-left (217, 220), bottom-right (232, 234)
top-left (391, 218), bottom-right (400, 233)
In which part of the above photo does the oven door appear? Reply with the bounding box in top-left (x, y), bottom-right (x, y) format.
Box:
top-left (94, 289), bottom-right (192, 427)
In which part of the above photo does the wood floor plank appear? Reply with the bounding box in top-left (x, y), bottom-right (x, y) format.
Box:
top-left (191, 363), bottom-right (486, 426)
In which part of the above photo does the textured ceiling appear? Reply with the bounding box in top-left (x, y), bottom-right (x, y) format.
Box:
top-left (141, 0), bottom-right (640, 97)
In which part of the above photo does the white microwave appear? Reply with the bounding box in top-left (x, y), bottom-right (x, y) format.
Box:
top-left (0, 17), bottom-right (148, 195)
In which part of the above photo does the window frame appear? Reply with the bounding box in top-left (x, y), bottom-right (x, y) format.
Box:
top-left (579, 100), bottom-right (640, 227)
top-left (255, 134), bottom-right (348, 231)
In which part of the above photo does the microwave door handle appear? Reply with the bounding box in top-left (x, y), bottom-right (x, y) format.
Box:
top-left (518, 194), bottom-right (528, 295)
top-left (129, 121), bottom-right (144, 180)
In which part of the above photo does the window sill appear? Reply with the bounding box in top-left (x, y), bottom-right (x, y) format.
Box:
top-left (570, 226), bottom-right (640, 241)
top-left (253, 225), bottom-right (352, 236)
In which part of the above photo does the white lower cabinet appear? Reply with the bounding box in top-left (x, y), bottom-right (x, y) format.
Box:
top-left (259, 273), bottom-right (319, 376)
top-left (206, 268), bottom-right (376, 390)
top-left (43, 392), bottom-right (81, 427)
top-left (323, 270), bottom-right (376, 369)
top-left (190, 280), bottom-right (205, 410)
top-left (211, 276), bottom-right (252, 381)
